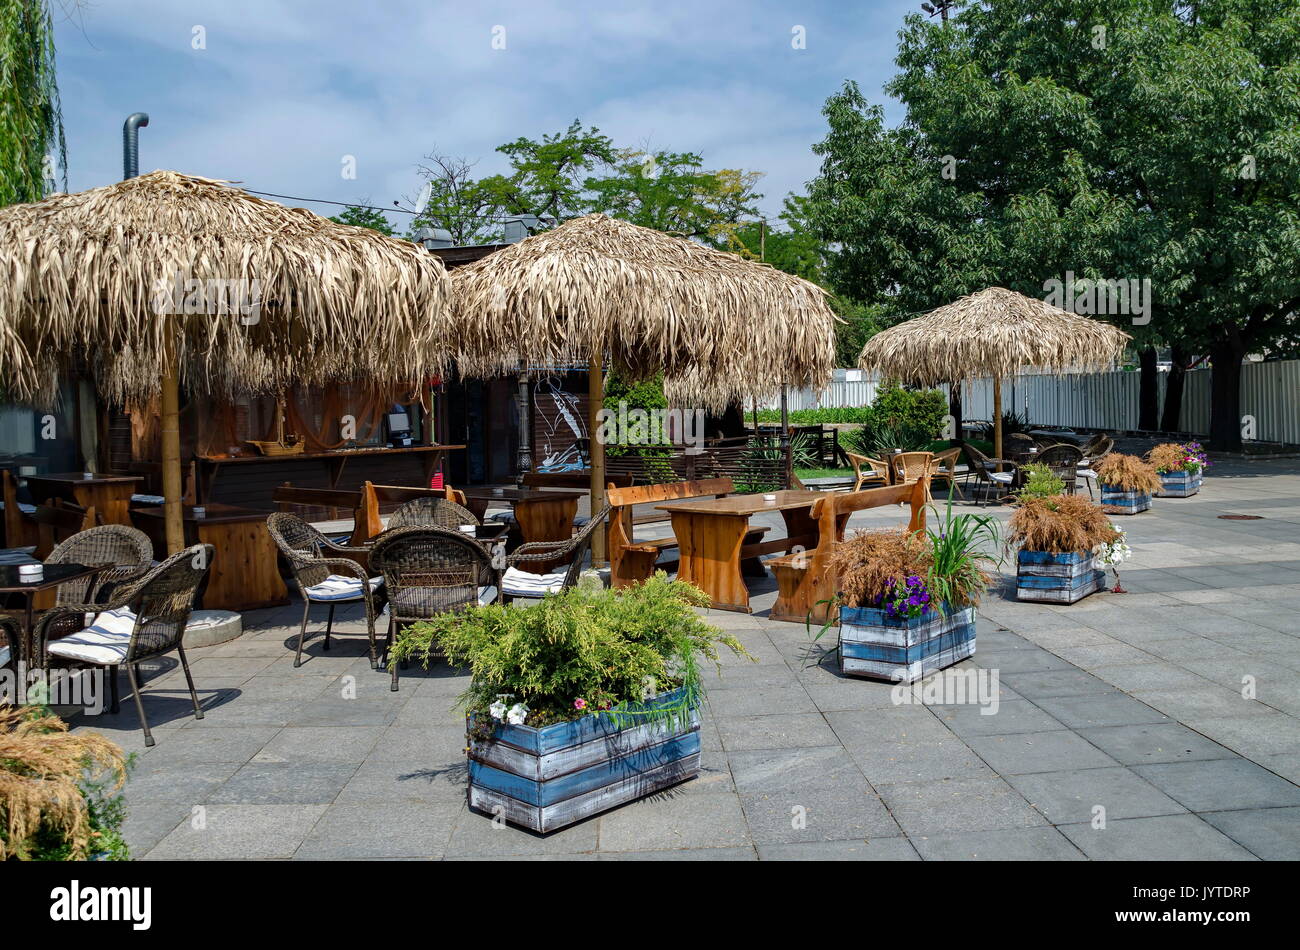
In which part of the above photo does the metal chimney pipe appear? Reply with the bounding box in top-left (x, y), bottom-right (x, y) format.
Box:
top-left (123, 113), bottom-right (149, 179)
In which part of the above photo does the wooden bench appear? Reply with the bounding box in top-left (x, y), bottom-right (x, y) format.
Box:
top-left (768, 477), bottom-right (929, 625)
top-left (273, 483), bottom-right (369, 544)
top-left (605, 477), bottom-right (771, 589)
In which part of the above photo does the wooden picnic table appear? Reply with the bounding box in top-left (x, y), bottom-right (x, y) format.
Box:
top-left (460, 487), bottom-right (586, 573)
top-left (654, 490), bottom-right (823, 613)
top-left (24, 472), bottom-right (142, 526)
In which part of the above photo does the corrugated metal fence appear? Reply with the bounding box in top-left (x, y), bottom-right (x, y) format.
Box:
top-left (763, 360), bottom-right (1300, 444)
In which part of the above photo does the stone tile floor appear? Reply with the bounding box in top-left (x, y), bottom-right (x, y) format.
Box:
top-left (67, 457), bottom-right (1300, 859)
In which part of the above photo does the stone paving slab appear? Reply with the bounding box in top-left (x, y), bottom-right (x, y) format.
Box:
top-left (59, 458), bottom-right (1300, 859)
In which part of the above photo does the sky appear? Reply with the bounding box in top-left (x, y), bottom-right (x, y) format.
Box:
top-left (53, 0), bottom-right (920, 232)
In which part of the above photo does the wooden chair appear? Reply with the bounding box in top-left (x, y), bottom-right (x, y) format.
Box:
top-left (443, 485), bottom-right (468, 506)
top-left (1, 469), bottom-right (38, 549)
top-left (769, 477), bottom-right (929, 625)
top-left (847, 452), bottom-right (889, 491)
top-left (273, 483), bottom-right (368, 544)
top-left (605, 477), bottom-right (770, 589)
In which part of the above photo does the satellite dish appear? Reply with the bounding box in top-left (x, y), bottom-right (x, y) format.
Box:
top-left (413, 180), bottom-right (433, 218)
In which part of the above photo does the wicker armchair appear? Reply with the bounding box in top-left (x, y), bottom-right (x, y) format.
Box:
top-left (0, 614), bottom-right (20, 671)
top-left (1078, 437), bottom-right (1114, 499)
top-left (266, 512), bottom-right (384, 670)
top-left (501, 505), bottom-right (609, 603)
top-left (847, 452), bottom-right (889, 491)
top-left (961, 442), bottom-right (1025, 506)
top-left (34, 545), bottom-right (213, 747)
top-left (388, 496), bottom-right (479, 530)
top-left (368, 526), bottom-right (498, 691)
top-left (45, 524), bottom-right (154, 606)
top-left (1037, 444), bottom-right (1085, 495)
top-left (929, 447), bottom-right (965, 500)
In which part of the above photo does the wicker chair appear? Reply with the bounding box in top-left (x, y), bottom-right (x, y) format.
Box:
top-left (266, 512), bottom-right (384, 670)
top-left (44, 524), bottom-right (155, 606)
top-left (368, 526), bottom-right (498, 691)
top-left (929, 447), bottom-right (965, 500)
top-left (1078, 437), bottom-right (1114, 499)
top-left (34, 545), bottom-right (213, 747)
top-left (960, 442), bottom-right (1026, 506)
top-left (388, 496), bottom-right (479, 530)
top-left (847, 452), bottom-right (889, 491)
top-left (1037, 444), bottom-right (1085, 495)
top-left (0, 614), bottom-right (20, 671)
top-left (501, 505), bottom-right (609, 603)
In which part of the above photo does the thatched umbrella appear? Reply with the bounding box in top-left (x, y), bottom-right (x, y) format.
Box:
top-left (0, 170), bottom-right (451, 551)
top-left (857, 287), bottom-right (1131, 463)
top-left (449, 213), bottom-right (838, 559)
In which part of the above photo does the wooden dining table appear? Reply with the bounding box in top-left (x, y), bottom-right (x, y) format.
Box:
top-left (654, 490), bottom-right (823, 613)
top-left (23, 472), bottom-right (143, 526)
top-left (460, 487), bottom-right (586, 573)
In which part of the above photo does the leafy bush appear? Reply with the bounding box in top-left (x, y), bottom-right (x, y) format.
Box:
top-left (1007, 495), bottom-right (1121, 554)
top-left (390, 574), bottom-right (750, 729)
top-left (1017, 462), bottom-right (1065, 500)
top-left (1095, 453), bottom-right (1162, 493)
top-left (602, 370), bottom-right (668, 458)
top-left (753, 407), bottom-right (875, 425)
top-left (0, 706), bottom-right (130, 861)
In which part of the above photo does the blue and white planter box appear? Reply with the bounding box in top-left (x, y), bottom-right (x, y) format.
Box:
top-left (1099, 484), bottom-right (1151, 514)
top-left (466, 688), bottom-right (700, 833)
top-left (1155, 470), bottom-right (1202, 498)
top-left (838, 603), bottom-right (976, 683)
top-left (1016, 549), bottom-right (1106, 604)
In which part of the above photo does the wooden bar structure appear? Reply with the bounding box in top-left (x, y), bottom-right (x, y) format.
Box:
top-left (23, 472), bottom-right (142, 527)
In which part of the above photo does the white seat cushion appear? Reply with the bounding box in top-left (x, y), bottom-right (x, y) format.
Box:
top-left (304, 574), bottom-right (383, 602)
top-left (47, 607), bottom-right (137, 665)
top-left (1078, 468), bottom-right (1097, 479)
top-left (501, 567), bottom-right (568, 597)
top-left (487, 511), bottom-right (517, 525)
top-left (131, 493), bottom-right (166, 505)
top-left (990, 472), bottom-right (1014, 485)
top-left (0, 501), bottom-right (36, 514)
top-left (0, 547), bottom-right (38, 566)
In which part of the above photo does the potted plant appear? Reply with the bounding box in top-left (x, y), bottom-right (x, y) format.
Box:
top-left (1147, 442), bottom-right (1208, 497)
top-left (0, 705), bottom-right (130, 860)
top-left (818, 498), bottom-right (1000, 683)
top-left (389, 574), bottom-right (748, 833)
top-left (1093, 453), bottom-right (1162, 514)
top-left (1007, 495), bottom-right (1121, 603)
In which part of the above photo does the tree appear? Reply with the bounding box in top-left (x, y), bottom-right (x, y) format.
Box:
top-left (804, 0), bottom-right (1300, 449)
top-left (328, 203), bottom-right (395, 236)
top-left (0, 0), bottom-right (66, 206)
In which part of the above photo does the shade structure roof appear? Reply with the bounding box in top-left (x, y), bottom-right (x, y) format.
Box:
top-left (449, 214), bottom-right (838, 410)
top-left (858, 286), bottom-right (1132, 384)
top-left (0, 170), bottom-right (451, 406)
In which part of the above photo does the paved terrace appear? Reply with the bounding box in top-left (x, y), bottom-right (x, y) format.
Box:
top-left (69, 458), bottom-right (1300, 860)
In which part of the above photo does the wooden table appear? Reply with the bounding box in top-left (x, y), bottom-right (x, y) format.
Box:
top-left (655, 490), bottom-right (823, 613)
top-left (132, 504), bottom-right (289, 612)
top-left (461, 488), bottom-right (586, 574)
top-left (24, 473), bottom-right (143, 526)
top-left (0, 562), bottom-right (102, 667)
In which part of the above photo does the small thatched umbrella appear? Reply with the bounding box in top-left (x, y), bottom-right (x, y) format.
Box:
top-left (0, 170), bottom-right (451, 551)
top-left (857, 287), bottom-right (1131, 463)
top-left (450, 213), bottom-right (837, 559)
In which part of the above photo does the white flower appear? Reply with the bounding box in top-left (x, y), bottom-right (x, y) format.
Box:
top-left (506, 703), bottom-right (529, 726)
top-left (488, 700), bottom-right (507, 721)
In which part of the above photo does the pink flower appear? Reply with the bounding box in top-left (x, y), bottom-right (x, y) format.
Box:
top-left (574, 698), bottom-right (586, 710)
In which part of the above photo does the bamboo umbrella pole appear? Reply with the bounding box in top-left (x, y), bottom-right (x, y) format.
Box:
top-left (160, 319), bottom-right (184, 553)
top-left (588, 355), bottom-right (607, 566)
top-left (992, 375), bottom-right (1003, 472)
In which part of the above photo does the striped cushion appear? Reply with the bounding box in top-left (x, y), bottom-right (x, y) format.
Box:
top-left (130, 493), bottom-right (166, 505)
top-left (0, 501), bottom-right (36, 514)
top-left (990, 472), bottom-right (1014, 485)
top-left (46, 607), bottom-right (137, 665)
top-left (501, 567), bottom-right (567, 597)
top-left (0, 547), bottom-right (38, 566)
top-left (303, 575), bottom-right (383, 602)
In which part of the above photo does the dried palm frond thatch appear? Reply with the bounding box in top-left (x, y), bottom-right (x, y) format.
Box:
top-left (0, 706), bottom-right (127, 860)
top-left (857, 287), bottom-right (1131, 384)
top-left (450, 214), bottom-right (837, 410)
top-left (0, 170), bottom-right (451, 406)
top-left (1007, 494), bottom-right (1121, 555)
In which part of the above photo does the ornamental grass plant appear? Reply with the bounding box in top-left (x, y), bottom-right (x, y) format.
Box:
top-left (1007, 494), bottom-right (1121, 555)
top-left (1094, 453), bottom-right (1163, 494)
top-left (1147, 442), bottom-right (1209, 475)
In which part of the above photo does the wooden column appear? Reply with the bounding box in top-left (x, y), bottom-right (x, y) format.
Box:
top-left (160, 322), bottom-right (184, 554)
top-left (992, 375), bottom-right (1003, 471)
top-left (588, 355), bottom-right (607, 566)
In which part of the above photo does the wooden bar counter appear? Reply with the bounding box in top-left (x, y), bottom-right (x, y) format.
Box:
top-left (132, 503), bottom-right (289, 612)
top-left (24, 472), bottom-right (143, 526)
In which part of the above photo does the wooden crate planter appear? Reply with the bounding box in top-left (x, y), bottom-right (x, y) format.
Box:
top-left (466, 688), bottom-right (700, 833)
top-left (1156, 470), bottom-right (1202, 498)
top-left (838, 603), bottom-right (976, 683)
top-left (1016, 550), bottom-right (1107, 604)
top-left (1099, 484), bottom-right (1151, 514)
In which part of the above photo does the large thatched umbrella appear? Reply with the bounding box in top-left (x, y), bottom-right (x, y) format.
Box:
top-left (0, 170), bottom-right (451, 552)
top-left (449, 213), bottom-right (838, 559)
top-left (858, 287), bottom-right (1131, 463)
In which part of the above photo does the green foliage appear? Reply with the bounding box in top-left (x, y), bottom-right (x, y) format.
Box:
top-left (601, 370), bottom-right (669, 463)
top-left (0, 0), bottom-right (66, 206)
top-left (1018, 462), bottom-right (1066, 500)
top-left (389, 575), bottom-right (749, 729)
top-left (754, 407), bottom-right (874, 424)
top-left (839, 383), bottom-right (947, 456)
top-left (328, 204), bottom-right (395, 236)
top-left (23, 767), bottom-right (132, 861)
top-left (926, 493), bottom-right (1002, 611)
top-left (803, 0), bottom-right (1300, 449)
